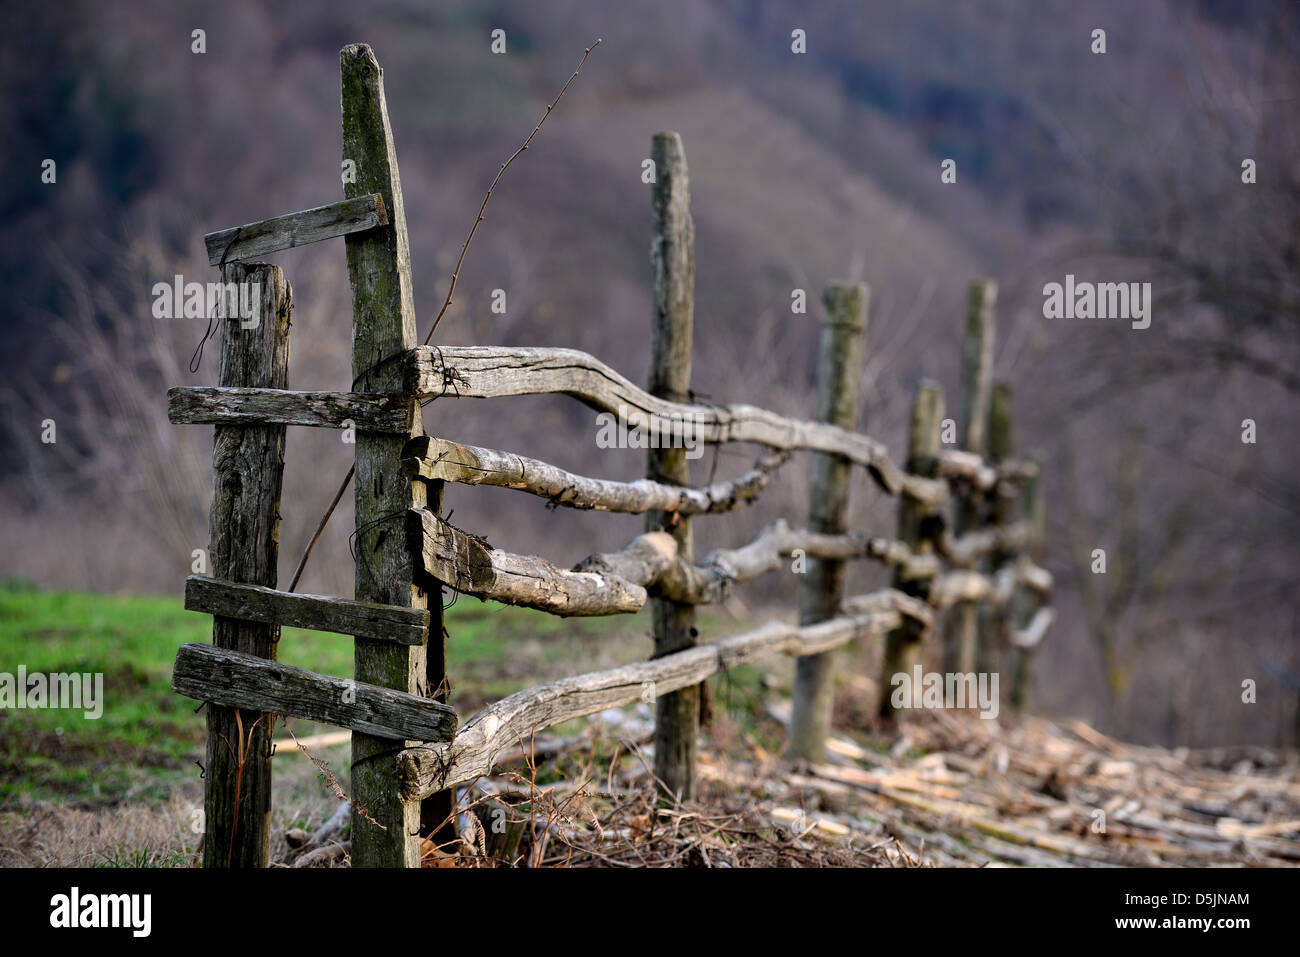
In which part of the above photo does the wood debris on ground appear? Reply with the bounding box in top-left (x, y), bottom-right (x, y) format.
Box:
top-left (291, 707), bottom-right (1300, 867)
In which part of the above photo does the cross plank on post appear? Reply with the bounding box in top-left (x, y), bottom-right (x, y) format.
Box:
top-left (204, 193), bottom-right (388, 266)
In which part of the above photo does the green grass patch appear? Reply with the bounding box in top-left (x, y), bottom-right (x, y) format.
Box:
top-left (0, 584), bottom-right (686, 805)
top-left (0, 583), bottom-right (776, 807)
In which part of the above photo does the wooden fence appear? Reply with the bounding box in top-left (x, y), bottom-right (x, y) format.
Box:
top-left (166, 44), bottom-right (1054, 868)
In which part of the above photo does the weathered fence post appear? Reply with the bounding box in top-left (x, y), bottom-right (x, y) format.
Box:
top-left (879, 380), bottom-right (944, 718)
top-left (979, 383), bottom-right (1015, 677)
top-left (341, 43), bottom-right (430, 867)
top-left (202, 262), bottom-right (292, 868)
top-left (788, 282), bottom-right (869, 762)
top-left (945, 280), bottom-right (996, 675)
top-left (1010, 459), bottom-right (1046, 711)
top-left (646, 131), bottom-right (698, 801)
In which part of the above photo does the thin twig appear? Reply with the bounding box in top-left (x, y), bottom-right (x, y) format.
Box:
top-left (287, 464), bottom-right (353, 593)
top-left (217, 709), bottom-right (266, 867)
top-left (283, 723), bottom-right (387, 832)
top-left (424, 37), bottom-right (602, 346)
top-left (289, 39), bottom-right (601, 590)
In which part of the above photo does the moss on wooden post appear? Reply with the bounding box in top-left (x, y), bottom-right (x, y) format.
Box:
top-left (646, 131), bottom-right (698, 801)
top-left (341, 43), bottom-right (430, 867)
top-left (879, 380), bottom-right (944, 718)
top-left (788, 282), bottom-right (868, 762)
top-left (202, 261), bottom-right (292, 868)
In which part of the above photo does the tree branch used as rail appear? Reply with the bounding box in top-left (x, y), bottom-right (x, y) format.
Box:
top-left (403, 435), bottom-right (788, 514)
top-left (930, 557), bottom-right (1053, 609)
top-left (409, 509), bottom-right (956, 615)
top-left (395, 588), bottom-right (927, 798)
top-left (936, 449), bottom-right (1038, 493)
top-left (405, 508), bottom-right (647, 617)
top-left (936, 520), bottom-right (1034, 567)
top-left (404, 346), bottom-right (948, 504)
top-left (1010, 607), bottom-right (1056, 649)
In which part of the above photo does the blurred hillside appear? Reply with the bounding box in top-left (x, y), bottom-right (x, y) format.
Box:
top-left (0, 0), bottom-right (1297, 747)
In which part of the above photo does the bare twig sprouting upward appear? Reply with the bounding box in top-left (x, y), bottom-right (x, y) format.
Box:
top-left (288, 40), bottom-right (602, 592)
top-left (287, 463), bottom-right (353, 593)
top-left (423, 38), bottom-right (602, 346)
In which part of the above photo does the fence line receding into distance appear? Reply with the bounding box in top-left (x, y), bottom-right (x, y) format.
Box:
top-left (164, 43), bottom-right (1054, 868)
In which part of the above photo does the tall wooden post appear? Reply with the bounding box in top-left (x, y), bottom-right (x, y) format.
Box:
top-left (979, 383), bottom-right (1015, 677)
top-left (879, 380), bottom-right (944, 718)
top-left (646, 131), bottom-right (698, 801)
top-left (1010, 459), bottom-right (1045, 711)
top-left (341, 43), bottom-right (430, 867)
top-left (202, 262), bottom-right (292, 868)
top-left (788, 282), bottom-right (869, 762)
top-left (945, 280), bottom-right (996, 675)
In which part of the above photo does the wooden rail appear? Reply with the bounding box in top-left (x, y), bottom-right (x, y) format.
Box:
top-left (403, 435), bottom-right (788, 514)
top-left (165, 44), bottom-right (1055, 868)
top-left (395, 588), bottom-right (927, 799)
top-left (167, 386), bottom-right (410, 432)
top-left (184, 575), bottom-right (429, 645)
top-left (172, 643), bottom-right (456, 741)
top-left (404, 345), bottom-right (958, 505)
top-left (204, 193), bottom-right (388, 266)
top-left (407, 507), bottom-right (1050, 618)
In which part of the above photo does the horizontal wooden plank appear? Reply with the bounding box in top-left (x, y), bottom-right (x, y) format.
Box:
top-left (184, 575), bottom-right (428, 645)
top-left (205, 193), bottom-right (388, 266)
top-left (403, 434), bottom-right (787, 515)
top-left (396, 588), bottom-right (923, 798)
top-left (167, 386), bottom-right (410, 432)
top-left (404, 346), bottom-right (949, 505)
top-left (171, 643), bottom-right (456, 741)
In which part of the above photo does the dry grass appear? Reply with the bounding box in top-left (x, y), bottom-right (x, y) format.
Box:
top-left (410, 708), bottom-right (1300, 869)
top-left (0, 792), bottom-right (199, 868)
top-left (0, 737), bottom-right (347, 868)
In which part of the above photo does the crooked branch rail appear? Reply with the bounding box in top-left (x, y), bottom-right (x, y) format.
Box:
top-left (405, 508), bottom-right (1047, 618)
top-left (166, 45), bottom-right (1054, 868)
top-left (396, 588), bottom-right (930, 800)
top-left (405, 346), bottom-right (960, 506)
top-left (402, 435), bottom-right (789, 514)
